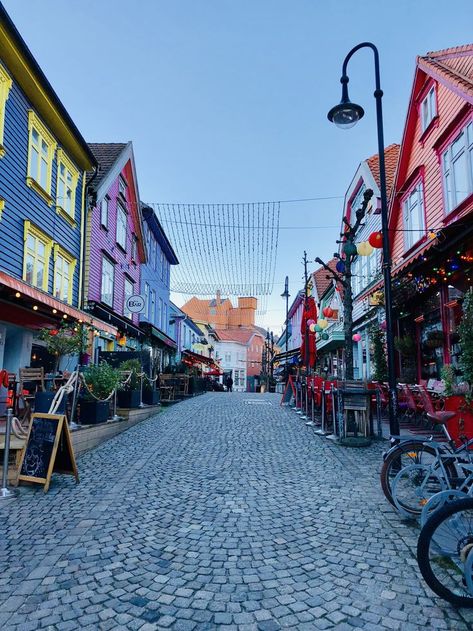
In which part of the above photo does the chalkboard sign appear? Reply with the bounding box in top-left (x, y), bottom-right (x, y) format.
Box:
top-left (280, 376), bottom-right (296, 406)
top-left (18, 414), bottom-right (79, 492)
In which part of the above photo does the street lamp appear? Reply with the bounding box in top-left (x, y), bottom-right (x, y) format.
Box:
top-left (327, 41), bottom-right (399, 438)
top-left (281, 276), bottom-right (290, 354)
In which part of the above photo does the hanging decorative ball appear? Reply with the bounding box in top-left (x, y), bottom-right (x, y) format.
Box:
top-left (368, 231), bottom-right (383, 248)
top-left (307, 319), bottom-right (315, 326)
top-left (343, 241), bottom-right (357, 257)
top-left (314, 324), bottom-right (323, 333)
top-left (357, 241), bottom-right (374, 256)
top-left (336, 260), bottom-right (346, 274)
top-left (317, 318), bottom-right (328, 329)
top-left (322, 307), bottom-right (334, 318)
top-left (321, 332), bottom-right (329, 341)
top-left (352, 333), bottom-right (362, 342)
top-left (309, 323), bottom-right (317, 333)
top-left (380, 320), bottom-right (387, 331)
top-left (50, 329), bottom-right (59, 336)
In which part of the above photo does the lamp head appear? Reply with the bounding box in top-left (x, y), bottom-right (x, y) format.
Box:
top-left (327, 100), bottom-right (364, 129)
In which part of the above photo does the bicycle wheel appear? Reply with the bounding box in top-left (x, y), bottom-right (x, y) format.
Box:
top-left (380, 441), bottom-right (445, 507)
top-left (392, 464), bottom-right (446, 518)
top-left (420, 490), bottom-right (468, 528)
top-left (417, 497), bottom-right (473, 606)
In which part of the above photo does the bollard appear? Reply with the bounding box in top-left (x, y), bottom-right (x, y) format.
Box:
top-left (112, 388), bottom-right (120, 422)
top-left (139, 374), bottom-right (144, 408)
top-left (0, 409), bottom-right (19, 500)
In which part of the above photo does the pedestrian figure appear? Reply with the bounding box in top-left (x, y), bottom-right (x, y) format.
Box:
top-left (226, 375), bottom-right (233, 392)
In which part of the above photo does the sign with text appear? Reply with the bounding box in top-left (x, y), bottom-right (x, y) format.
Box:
top-left (126, 295), bottom-right (146, 313)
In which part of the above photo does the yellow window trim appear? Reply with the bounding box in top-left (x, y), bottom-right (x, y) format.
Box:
top-left (23, 220), bottom-right (53, 292)
top-left (0, 197), bottom-right (4, 220)
top-left (27, 110), bottom-right (57, 199)
top-left (53, 243), bottom-right (77, 305)
top-left (56, 147), bottom-right (79, 222)
top-left (0, 64), bottom-right (12, 157)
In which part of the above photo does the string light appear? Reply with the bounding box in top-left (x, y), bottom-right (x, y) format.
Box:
top-left (33, 305), bottom-right (38, 311)
top-left (15, 292), bottom-right (20, 298)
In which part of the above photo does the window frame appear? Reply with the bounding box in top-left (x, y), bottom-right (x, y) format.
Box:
top-left (118, 176), bottom-right (127, 198)
top-left (56, 148), bottom-right (79, 225)
top-left (441, 119), bottom-right (473, 215)
top-left (144, 282), bottom-right (150, 319)
top-left (421, 86), bottom-right (437, 133)
top-left (100, 195), bottom-right (109, 229)
top-left (0, 64), bottom-right (12, 157)
top-left (124, 276), bottom-right (134, 319)
top-left (131, 234), bottom-right (137, 262)
top-left (401, 179), bottom-right (426, 251)
top-left (23, 221), bottom-right (53, 291)
top-left (101, 255), bottom-right (115, 307)
top-left (26, 111), bottom-right (57, 204)
top-left (53, 244), bottom-right (77, 305)
top-left (116, 202), bottom-right (127, 251)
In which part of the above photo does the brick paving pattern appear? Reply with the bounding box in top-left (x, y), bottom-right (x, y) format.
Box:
top-left (1, 392), bottom-right (472, 630)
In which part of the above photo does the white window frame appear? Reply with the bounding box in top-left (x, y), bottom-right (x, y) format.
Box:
top-left (124, 277), bottom-right (134, 319)
top-left (150, 289), bottom-right (156, 324)
top-left (421, 86), bottom-right (436, 133)
top-left (118, 176), bottom-right (127, 197)
top-left (101, 256), bottom-right (115, 307)
top-left (442, 121), bottom-right (473, 214)
top-left (350, 183), bottom-right (366, 215)
top-left (101, 196), bottom-right (109, 228)
top-left (144, 282), bottom-right (150, 319)
top-left (116, 202), bottom-right (127, 250)
top-left (131, 234), bottom-right (137, 261)
top-left (402, 181), bottom-right (425, 251)
top-left (158, 297), bottom-right (163, 330)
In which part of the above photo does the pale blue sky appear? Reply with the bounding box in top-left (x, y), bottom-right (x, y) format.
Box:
top-left (4, 0), bottom-right (473, 331)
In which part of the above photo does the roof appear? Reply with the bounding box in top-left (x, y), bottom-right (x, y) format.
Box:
top-left (217, 329), bottom-right (256, 345)
top-left (141, 203), bottom-right (179, 265)
top-left (312, 258), bottom-right (338, 299)
top-left (418, 45), bottom-right (473, 103)
top-left (365, 144), bottom-right (400, 199)
top-left (0, 4), bottom-right (96, 170)
top-left (87, 143), bottom-right (128, 188)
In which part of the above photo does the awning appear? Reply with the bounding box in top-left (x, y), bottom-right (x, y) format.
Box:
top-left (0, 272), bottom-right (117, 335)
top-left (140, 322), bottom-right (177, 349)
top-left (392, 238), bottom-right (438, 276)
top-left (273, 348), bottom-right (300, 364)
top-left (88, 302), bottom-right (143, 339)
top-left (182, 349), bottom-right (219, 369)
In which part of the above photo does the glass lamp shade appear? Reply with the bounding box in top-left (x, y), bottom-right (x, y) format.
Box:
top-left (327, 101), bottom-right (365, 129)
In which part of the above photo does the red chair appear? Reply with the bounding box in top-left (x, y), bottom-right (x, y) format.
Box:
top-left (417, 387), bottom-right (454, 429)
top-left (398, 384), bottom-right (419, 421)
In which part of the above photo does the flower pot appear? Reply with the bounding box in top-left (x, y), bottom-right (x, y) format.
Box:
top-left (445, 395), bottom-right (473, 447)
top-left (34, 391), bottom-right (66, 414)
top-left (143, 389), bottom-right (160, 405)
top-left (79, 399), bottom-right (110, 425)
top-left (117, 390), bottom-right (141, 408)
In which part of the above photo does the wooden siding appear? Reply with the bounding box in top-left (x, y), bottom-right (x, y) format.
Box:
top-left (86, 168), bottom-right (141, 325)
top-left (391, 80), bottom-right (473, 265)
top-left (0, 59), bottom-right (84, 307)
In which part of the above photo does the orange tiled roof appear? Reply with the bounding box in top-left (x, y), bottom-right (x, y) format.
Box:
top-left (418, 44), bottom-right (473, 102)
top-left (312, 258), bottom-right (338, 298)
top-left (365, 144), bottom-right (400, 199)
top-left (217, 328), bottom-right (262, 344)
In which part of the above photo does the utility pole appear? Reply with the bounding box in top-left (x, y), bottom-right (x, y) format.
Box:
top-left (303, 251), bottom-right (310, 375)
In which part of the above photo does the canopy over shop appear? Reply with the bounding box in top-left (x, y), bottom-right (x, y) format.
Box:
top-left (181, 349), bottom-right (221, 375)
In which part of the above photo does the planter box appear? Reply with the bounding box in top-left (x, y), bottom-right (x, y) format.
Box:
top-left (34, 391), bottom-right (66, 414)
top-left (143, 389), bottom-right (160, 405)
top-left (79, 400), bottom-right (110, 425)
top-left (445, 395), bottom-right (473, 447)
top-left (117, 390), bottom-right (141, 408)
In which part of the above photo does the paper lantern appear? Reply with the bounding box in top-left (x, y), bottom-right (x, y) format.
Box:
top-left (317, 319), bottom-right (328, 329)
top-left (309, 323), bottom-right (317, 333)
top-left (368, 231), bottom-right (383, 248)
top-left (315, 324), bottom-right (323, 333)
top-left (352, 333), bottom-right (362, 342)
top-left (321, 332), bottom-right (329, 341)
top-left (307, 319), bottom-right (315, 326)
top-left (323, 307), bottom-right (334, 318)
top-left (50, 329), bottom-right (59, 336)
top-left (336, 260), bottom-right (346, 274)
top-left (357, 241), bottom-right (374, 256)
top-left (380, 320), bottom-right (387, 331)
top-left (343, 241), bottom-right (357, 257)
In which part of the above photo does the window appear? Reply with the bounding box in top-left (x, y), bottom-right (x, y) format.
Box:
top-left (101, 196), bottom-right (109, 228)
top-left (150, 289), bottom-right (156, 324)
top-left (27, 111), bottom-right (56, 203)
top-left (23, 221), bottom-right (53, 291)
top-left (164, 303), bottom-right (168, 333)
top-left (158, 297), bottom-right (163, 329)
top-left (118, 176), bottom-right (127, 197)
top-left (402, 181), bottom-right (425, 250)
top-left (56, 149), bottom-right (79, 222)
top-left (144, 282), bottom-right (150, 319)
top-left (161, 250), bottom-right (165, 281)
top-left (124, 277), bottom-right (134, 319)
top-left (350, 183), bottom-right (366, 214)
top-left (225, 353), bottom-right (231, 363)
top-left (442, 122), bottom-right (473, 213)
top-left (0, 64), bottom-right (12, 157)
top-left (116, 203), bottom-right (127, 250)
top-left (101, 256), bottom-right (114, 307)
top-left (421, 86), bottom-right (436, 133)
top-left (53, 245), bottom-right (76, 304)
top-left (131, 234), bottom-right (137, 261)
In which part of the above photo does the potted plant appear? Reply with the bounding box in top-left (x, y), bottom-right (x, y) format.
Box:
top-left (117, 358), bottom-right (142, 408)
top-left (143, 375), bottom-right (160, 405)
top-left (80, 362), bottom-right (121, 424)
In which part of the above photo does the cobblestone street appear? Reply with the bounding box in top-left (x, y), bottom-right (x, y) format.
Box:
top-left (1, 392), bottom-right (472, 630)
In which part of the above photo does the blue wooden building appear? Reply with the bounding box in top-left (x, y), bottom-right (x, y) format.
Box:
top-left (0, 5), bottom-right (116, 376)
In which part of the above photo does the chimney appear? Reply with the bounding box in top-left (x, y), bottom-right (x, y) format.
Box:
top-left (216, 290), bottom-right (221, 305)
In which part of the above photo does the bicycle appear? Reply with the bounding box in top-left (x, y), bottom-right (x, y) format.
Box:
top-left (417, 496), bottom-right (473, 606)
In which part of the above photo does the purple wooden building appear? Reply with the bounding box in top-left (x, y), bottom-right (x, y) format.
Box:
top-left (84, 142), bottom-right (147, 356)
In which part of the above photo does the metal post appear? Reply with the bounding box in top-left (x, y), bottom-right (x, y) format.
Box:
top-left (112, 388), bottom-right (120, 422)
top-left (139, 373), bottom-right (144, 408)
top-left (69, 366), bottom-right (81, 430)
top-left (0, 409), bottom-right (19, 500)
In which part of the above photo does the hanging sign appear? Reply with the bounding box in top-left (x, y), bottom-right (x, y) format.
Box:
top-left (18, 414), bottom-right (79, 493)
top-left (126, 295), bottom-right (145, 313)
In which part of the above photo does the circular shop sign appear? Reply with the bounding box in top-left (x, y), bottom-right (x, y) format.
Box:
top-left (126, 295), bottom-right (146, 313)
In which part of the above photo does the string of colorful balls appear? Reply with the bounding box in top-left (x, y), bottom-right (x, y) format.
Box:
top-left (336, 231), bottom-right (384, 273)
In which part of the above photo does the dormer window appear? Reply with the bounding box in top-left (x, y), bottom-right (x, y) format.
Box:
top-left (421, 86), bottom-right (436, 133)
top-left (118, 176), bottom-right (127, 198)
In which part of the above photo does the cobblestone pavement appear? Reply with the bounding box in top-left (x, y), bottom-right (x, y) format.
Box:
top-left (1, 392), bottom-right (472, 630)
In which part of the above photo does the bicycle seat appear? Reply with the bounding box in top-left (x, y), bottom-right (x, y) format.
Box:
top-left (426, 411), bottom-right (456, 424)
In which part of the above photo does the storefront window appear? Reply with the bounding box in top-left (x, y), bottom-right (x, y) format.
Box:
top-left (418, 291), bottom-right (443, 380)
top-left (446, 285), bottom-right (465, 375)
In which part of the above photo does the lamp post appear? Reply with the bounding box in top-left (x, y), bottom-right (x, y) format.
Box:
top-left (327, 41), bottom-right (399, 438)
top-left (281, 276), bottom-right (290, 354)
